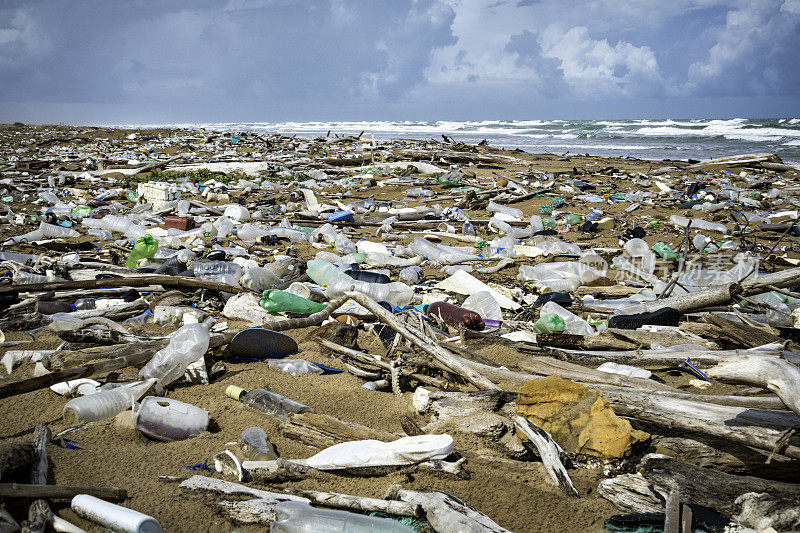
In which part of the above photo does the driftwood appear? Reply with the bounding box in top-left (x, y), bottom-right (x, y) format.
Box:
top-left (240, 459), bottom-right (317, 484)
top-left (536, 330), bottom-right (719, 351)
top-left (514, 416), bottom-right (578, 498)
top-left (20, 423), bottom-right (50, 533)
top-left (688, 152), bottom-right (782, 168)
top-left (344, 292), bottom-right (498, 390)
top-left (519, 356), bottom-right (675, 391)
top-left (395, 489), bottom-right (512, 533)
top-left (0, 509), bottom-right (19, 533)
top-left (279, 412), bottom-right (398, 449)
top-left (651, 435), bottom-right (799, 481)
top-left (0, 443), bottom-right (34, 481)
top-left (283, 488), bottom-right (422, 517)
top-left (217, 499), bottom-right (278, 525)
top-left (550, 346), bottom-right (788, 365)
top-left (0, 275), bottom-right (246, 295)
top-left (0, 483), bottom-right (125, 501)
top-left (179, 475), bottom-right (308, 504)
top-left (601, 455), bottom-right (800, 531)
top-left (706, 355), bottom-right (800, 416)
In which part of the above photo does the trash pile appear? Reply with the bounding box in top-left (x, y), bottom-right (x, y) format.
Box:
top-left (2, 123), bottom-right (800, 532)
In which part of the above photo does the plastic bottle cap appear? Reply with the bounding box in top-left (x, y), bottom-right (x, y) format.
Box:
top-left (226, 385), bottom-right (246, 400)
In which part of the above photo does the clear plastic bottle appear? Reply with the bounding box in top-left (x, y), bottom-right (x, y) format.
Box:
top-left (462, 221), bottom-right (476, 236)
top-left (306, 258), bottom-right (343, 286)
top-left (325, 276), bottom-right (413, 306)
top-left (530, 215), bottom-right (544, 232)
top-left (238, 427), bottom-right (278, 461)
top-left (226, 385), bottom-right (314, 419)
top-left (461, 291), bottom-right (502, 322)
top-left (399, 265), bottom-right (424, 285)
top-left (13, 271), bottom-right (66, 284)
top-left (63, 379), bottom-right (157, 422)
top-left (193, 261), bottom-right (243, 285)
top-left (139, 322), bottom-right (211, 386)
top-left (270, 501), bottom-right (415, 533)
top-left (154, 249), bottom-right (193, 275)
top-left (334, 234), bottom-right (356, 254)
top-left (487, 201), bottom-right (523, 219)
top-left (408, 237), bottom-right (477, 264)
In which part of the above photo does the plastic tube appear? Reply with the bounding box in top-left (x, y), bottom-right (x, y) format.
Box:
top-left (71, 495), bottom-right (162, 533)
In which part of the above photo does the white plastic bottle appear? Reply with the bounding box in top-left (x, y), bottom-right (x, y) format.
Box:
top-left (63, 379), bottom-right (157, 422)
top-left (72, 495), bottom-right (162, 533)
top-left (487, 200), bottom-right (523, 220)
top-left (139, 322), bottom-right (211, 386)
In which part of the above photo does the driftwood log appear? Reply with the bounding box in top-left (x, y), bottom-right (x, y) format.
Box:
top-left (20, 423), bottom-right (50, 533)
top-left (0, 484), bottom-right (126, 501)
top-left (395, 489), bottom-right (512, 533)
top-left (706, 355), bottom-right (800, 416)
top-left (513, 416), bottom-right (578, 498)
top-left (600, 455), bottom-right (800, 531)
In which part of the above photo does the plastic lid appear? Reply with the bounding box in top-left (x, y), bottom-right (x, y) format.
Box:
top-left (225, 385), bottom-right (246, 400)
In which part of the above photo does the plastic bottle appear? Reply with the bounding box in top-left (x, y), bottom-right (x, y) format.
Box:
top-left (238, 427), bottom-right (278, 461)
top-left (306, 258), bottom-right (343, 286)
top-left (260, 290), bottom-right (327, 315)
top-left (461, 291), bottom-right (502, 322)
top-left (325, 277), bottom-right (413, 307)
top-left (426, 301), bottom-right (485, 330)
top-left (487, 201), bottom-right (523, 220)
top-left (139, 322), bottom-right (211, 386)
top-left (193, 261), bottom-right (243, 285)
top-left (462, 221), bottom-right (476, 236)
top-left (539, 302), bottom-right (594, 336)
top-left (652, 242), bottom-right (680, 261)
top-left (530, 215), bottom-right (544, 232)
top-left (153, 249), bottom-right (193, 275)
top-left (72, 495), bottom-right (162, 533)
top-left (133, 397), bottom-right (209, 441)
top-left (12, 271), bottom-right (66, 284)
top-left (408, 237), bottom-right (478, 264)
top-left (405, 188), bottom-right (434, 197)
top-left (399, 265), bottom-right (424, 285)
top-left (63, 379), bottom-right (157, 422)
top-left (126, 234), bottom-right (158, 268)
top-left (270, 500), bottom-right (415, 533)
top-left (35, 300), bottom-right (74, 314)
top-left (344, 269), bottom-right (390, 284)
top-left (226, 385), bottom-right (314, 419)
top-left (531, 313), bottom-right (566, 333)
top-left (624, 238), bottom-right (649, 257)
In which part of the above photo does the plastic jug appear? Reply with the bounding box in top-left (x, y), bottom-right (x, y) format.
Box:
top-left (306, 258), bottom-right (343, 286)
top-left (133, 397), bottom-right (209, 441)
top-left (139, 323), bottom-right (211, 386)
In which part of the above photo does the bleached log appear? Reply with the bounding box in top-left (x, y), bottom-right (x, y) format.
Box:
top-left (279, 412), bottom-right (398, 449)
top-left (514, 416), bottom-right (578, 498)
top-left (217, 499), bottom-right (276, 525)
top-left (179, 475), bottom-right (308, 504)
top-left (284, 488), bottom-right (422, 517)
top-left (706, 355), bottom-right (800, 416)
top-left (598, 473), bottom-right (665, 514)
top-left (0, 509), bottom-right (19, 533)
top-left (241, 459), bottom-right (318, 484)
top-left (395, 489), bottom-right (512, 533)
top-left (688, 152), bottom-right (781, 168)
top-left (519, 356), bottom-right (674, 392)
top-left (552, 347), bottom-right (788, 365)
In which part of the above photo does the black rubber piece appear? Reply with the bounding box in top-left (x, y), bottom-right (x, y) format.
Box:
top-left (532, 292), bottom-right (573, 309)
top-left (608, 307), bottom-right (680, 330)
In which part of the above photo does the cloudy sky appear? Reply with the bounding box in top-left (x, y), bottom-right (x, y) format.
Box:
top-left (1, 0), bottom-right (798, 123)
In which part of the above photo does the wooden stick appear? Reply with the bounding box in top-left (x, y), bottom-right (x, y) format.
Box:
top-left (282, 488), bottom-right (422, 517)
top-left (343, 292), bottom-right (499, 390)
top-left (0, 483), bottom-right (126, 501)
top-left (395, 489), bottom-right (512, 533)
top-left (0, 275), bottom-right (246, 295)
top-left (513, 416), bottom-right (579, 498)
top-left (664, 491), bottom-right (679, 533)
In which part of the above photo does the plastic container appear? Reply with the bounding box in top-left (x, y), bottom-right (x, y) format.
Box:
top-left (306, 258), bottom-right (343, 286)
top-left (344, 269), bottom-right (390, 284)
top-left (240, 267), bottom-right (282, 292)
top-left (260, 289), bottom-right (327, 316)
top-left (193, 261), bottom-right (243, 285)
top-left (226, 386), bottom-right (314, 419)
top-left (426, 301), bottom-right (485, 330)
top-left (139, 323), bottom-right (211, 386)
top-left (72, 495), bottom-right (161, 533)
top-left (539, 302), bottom-right (594, 336)
top-left (531, 313), bottom-right (566, 333)
top-left (153, 249), bottom-right (193, 275)
top-left (487, 201), bottom-right (523, 220)
top-left (36, 300), bottom-right (74, 314)
top-left (461, 291), bottom-right (502, 322)
top-left (624, 238), bottom-right (649, 258)
top-left (325, 276), bottom-right (413, 307)
top-left (408, 237), bottom-right (478, 264)
top-left (270, 501), bottom-right (414, 533)
top-left (133, 397), bottom-right (209, 441)
top-left (63, 379), bottom-right (157, 423)
top-left (127, 234), bottom-right (158, 268)
top-left (399, 265), bottom-right (424, 285)
top-left (239, 426), bottom-right (278, 461)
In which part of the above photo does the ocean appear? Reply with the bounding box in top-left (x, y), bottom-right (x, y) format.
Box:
top-left (139, 118), bottom-right (800, 166)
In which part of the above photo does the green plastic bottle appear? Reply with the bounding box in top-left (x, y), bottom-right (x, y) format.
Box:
top-left (652, 242), bottom-right (680, 261)
top-left (564, 213), bottom-right (582, 225)
top-left (438, 175), bottom-right (461, 187)
top-left (542, 217), bottom-right (556, 229)
top-left (531, 313), bottom-right (566, 333)
top-left (260, 289), bottom-right (327, 316)
top-left (72, 205), bottom-right (92, 217)
top-left (126, 234), bottom-right (158, 268)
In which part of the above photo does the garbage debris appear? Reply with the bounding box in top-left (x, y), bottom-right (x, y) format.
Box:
top-left (2, 125), bottom-right (800, 532)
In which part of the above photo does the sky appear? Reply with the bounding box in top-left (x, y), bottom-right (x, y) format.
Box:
top-left (0, 0), bottom-right (798, 123)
